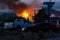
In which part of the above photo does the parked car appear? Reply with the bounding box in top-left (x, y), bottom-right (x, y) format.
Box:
top-left (4, 22), bottom-right (14, 29)
top-left (4, 19), bottom-right (35, 31)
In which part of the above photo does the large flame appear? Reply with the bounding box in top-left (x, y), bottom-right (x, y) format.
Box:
top-left (17, 9), bottom-right (35, 22)
top-left (20, 10), bottom-right (29, 19)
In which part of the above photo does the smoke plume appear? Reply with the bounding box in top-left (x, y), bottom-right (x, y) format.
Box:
top-left (0, 0), bottom-right (42, 13)
top-left (3, 0), bottom-right (28, 13)
top-left (27, 0), bottom-right (42, 10)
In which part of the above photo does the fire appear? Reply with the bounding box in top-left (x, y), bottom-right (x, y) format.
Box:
top-left (21, 10), bottom-right (29, 19)
top-left (17, 10), bottom-right (35, 22)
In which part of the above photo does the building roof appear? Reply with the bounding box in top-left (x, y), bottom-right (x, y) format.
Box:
top-left (45, 8), bottom-right (60, 16)
top-left (50, 9), bottom-right (60, 16)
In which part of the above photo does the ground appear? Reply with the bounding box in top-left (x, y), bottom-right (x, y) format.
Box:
top-left (0, 29), bottom-right (60, 40)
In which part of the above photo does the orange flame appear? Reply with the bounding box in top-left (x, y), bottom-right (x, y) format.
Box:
top-left (20, 10), bottom-right (29, 19)
top-left (17, 10), bottom-right (35, 22)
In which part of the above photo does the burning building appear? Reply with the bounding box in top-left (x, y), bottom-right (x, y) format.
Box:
top-left (0, 0), bottom-right (42, 23)
top-left (16, 0), bottom-right (42, 22)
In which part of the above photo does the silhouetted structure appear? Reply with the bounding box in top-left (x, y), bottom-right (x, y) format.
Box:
top-left (34, 8), bottom-right (49, 23)
top-left (34, 1), bottom-right (55, 23)
top-left (24, 1), bottom-right (60, 33)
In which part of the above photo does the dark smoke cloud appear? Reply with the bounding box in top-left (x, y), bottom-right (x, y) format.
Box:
top-left (0, 0), bottom-right (28, 13)
top-left (7, 2), bottom-right (28, 12)
top-left (27, 0), bottom-right (42, 10)
top-left (0, 0), bottom-right (42, 13)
